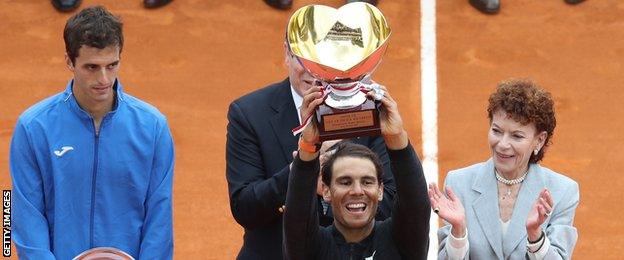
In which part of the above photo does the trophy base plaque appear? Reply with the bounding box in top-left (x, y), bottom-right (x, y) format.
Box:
top-left (316, 99), bottom-right (381, 141)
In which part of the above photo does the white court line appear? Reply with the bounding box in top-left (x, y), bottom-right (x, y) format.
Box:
top-left (420, 0), bottom-right (439, 258)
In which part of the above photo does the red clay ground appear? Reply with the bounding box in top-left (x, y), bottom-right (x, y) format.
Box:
top-left (0, 0), bottom-right (621, 259)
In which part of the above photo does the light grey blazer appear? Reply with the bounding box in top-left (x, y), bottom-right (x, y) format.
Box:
top-left (438, 159), bottom-right (579, 260)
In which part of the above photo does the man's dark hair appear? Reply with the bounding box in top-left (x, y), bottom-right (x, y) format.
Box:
top-left (64, 6), bottom-right (123, 64)
top-left (321, 141), bottom-right (383, 186)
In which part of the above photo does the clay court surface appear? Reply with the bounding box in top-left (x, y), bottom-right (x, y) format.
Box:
top-left (1, 0), bottom-right (623, 259)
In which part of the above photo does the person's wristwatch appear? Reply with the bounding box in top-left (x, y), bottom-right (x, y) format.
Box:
top-left (298, 138), bottom-right (321, 153)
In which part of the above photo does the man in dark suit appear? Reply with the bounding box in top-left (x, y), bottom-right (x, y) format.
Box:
top-left (226, 48), bottom-right (397, 259)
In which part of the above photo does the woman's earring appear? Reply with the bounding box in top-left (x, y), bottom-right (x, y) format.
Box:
top-left (534, 149), bottom-right (539, 156)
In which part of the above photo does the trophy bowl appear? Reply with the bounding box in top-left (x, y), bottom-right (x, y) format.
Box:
top-left (73, 247), bottom-right (135, 260)
top-left (287, 2), bottom-right (391, 141)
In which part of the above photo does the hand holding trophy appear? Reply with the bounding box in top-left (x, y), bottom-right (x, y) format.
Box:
top-left (288, 2), bottom-right (392, 141)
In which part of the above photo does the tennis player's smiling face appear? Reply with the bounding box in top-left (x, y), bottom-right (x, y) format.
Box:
top-left (323, 156), bottom-right (383, 234)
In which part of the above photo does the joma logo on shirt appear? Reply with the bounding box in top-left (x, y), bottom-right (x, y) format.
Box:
top-left (53, 146), bottom-right (74, 157)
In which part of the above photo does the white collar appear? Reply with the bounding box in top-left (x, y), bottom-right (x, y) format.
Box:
top-left (290, 84), bottom-right (303, 124)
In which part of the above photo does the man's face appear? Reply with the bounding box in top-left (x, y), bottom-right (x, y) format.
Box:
top-left (67, 45), bottom-right (120, 107)
top-left (284, 49), bottom-right (316, 97)
top-left (322, 156), bottom-right (383, 232)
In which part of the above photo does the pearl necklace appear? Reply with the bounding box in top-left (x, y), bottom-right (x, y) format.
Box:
top-left (495, 169), bottom-right (528, 198)
top-left (495, 169), bottom-right (528, 185)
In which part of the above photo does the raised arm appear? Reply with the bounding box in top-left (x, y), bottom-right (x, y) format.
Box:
top-left (388, 143), bottom-right (431, 259)
top-left (525, 183), bottom-right (579, 259)
top-left (283, 85), bottom-right (325, 259)
top-left (431, 177), bottom-right (469, 260)
top-left (283, 153), bottom-right (321, 259)
top-left (370, 86), bottom-right (430, 258)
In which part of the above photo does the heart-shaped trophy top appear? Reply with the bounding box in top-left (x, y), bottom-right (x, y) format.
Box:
top-left (286, 2), bottom-right (391, 83)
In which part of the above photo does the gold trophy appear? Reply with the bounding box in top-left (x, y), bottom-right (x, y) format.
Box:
top-left (287, 2), bottom-right (391, 141)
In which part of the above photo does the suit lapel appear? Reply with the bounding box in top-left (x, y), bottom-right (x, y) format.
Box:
top-left (472, 159), bottom-right (504, 259)
top-left (269, 80), bottom-right (300, 161)
top-left (502, 164), bottom-right (544, 257)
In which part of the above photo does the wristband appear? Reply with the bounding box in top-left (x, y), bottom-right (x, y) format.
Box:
top-left (298, 138), bottom-right (320, 153)
top-left (526, 230), bottom-right (546, 253)
top-left (528, 230), bottom-right (545, 244)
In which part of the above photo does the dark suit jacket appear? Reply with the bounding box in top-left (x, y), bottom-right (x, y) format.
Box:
top-left (226, 79), bottom-right (397, 259)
